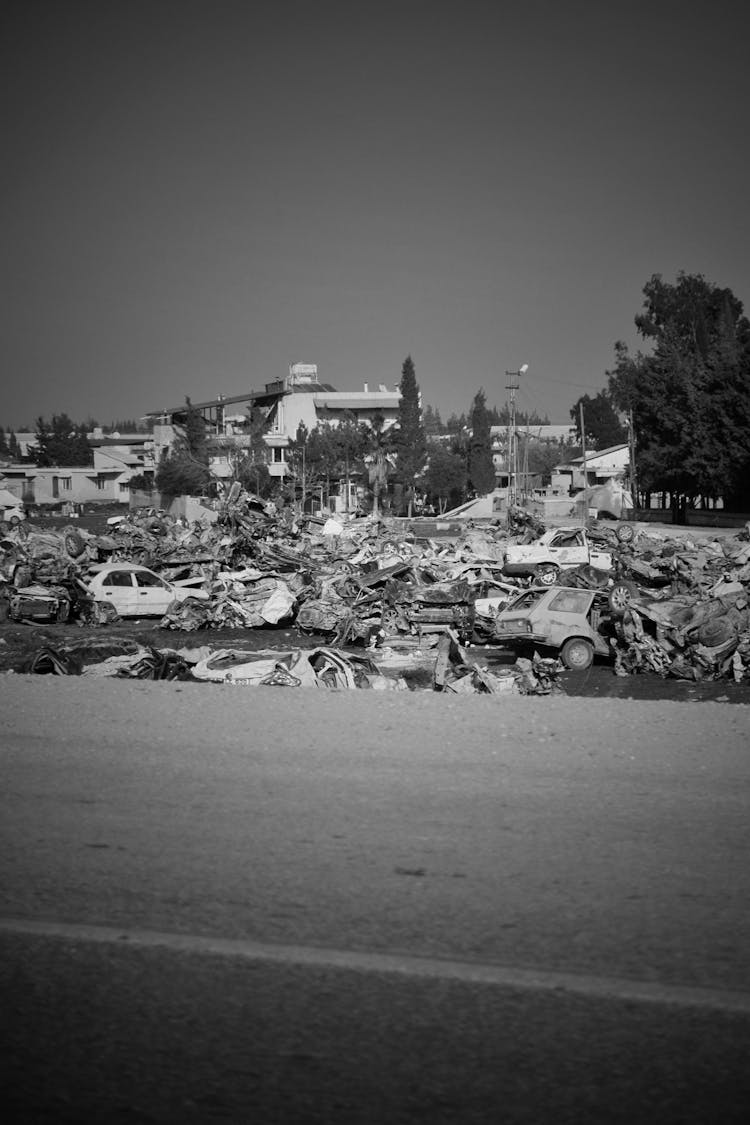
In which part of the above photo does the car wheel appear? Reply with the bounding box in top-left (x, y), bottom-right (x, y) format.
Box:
top-left (608, 580), bottom-right (638, 615)
top-left (616, 523), bottom-right (636, 544)
top-left (381, 607), bottom-right (403, 633)
top-left (64, 529), bottom-right (86, 557)
top-left (536, 563), bottom-right (559, 586)
top-left (561, 637), bottom-right (595, 670)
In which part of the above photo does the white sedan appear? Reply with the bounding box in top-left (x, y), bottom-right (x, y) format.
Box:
top-left (86, 564), bottom-right (209, 618)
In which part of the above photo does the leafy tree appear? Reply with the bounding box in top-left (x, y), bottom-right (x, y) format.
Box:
top-left (363, 413), bottom-right (394, 516)
top-left (608, 272), bottom-right (750, 510)
top-left (33, 414), bottom-right (93, 466)
top-left (334, 417), bottom-right (368, 509)
top-left (446, 412), bottom-right (468, 434)
top-left (526, 439), bottom-right (578, 485)
top-left (154, 453), bottom-right (211, 498)
top-left (8, 431), bottom-right (20, 460)
top-left (393, 355), bottom-right (426, 515)
top-left (127, 472), bottom-right (154, 492)
top-left (236, 458), bottom-right (272, 498)
top-left (420, 444), bottom-right (467, 513)
top-left (570, 390), bottom-right (627, 450)
top-left (422, 404), bottom-right (444, 435)
top-left (467, 389), bottom-right (496, 495)
top-left (493, 405), bottom-right (550, 427)
top-left (0, 426), bottom-right (8, 457)
top-left (155, 397), bottom-right (211, 497)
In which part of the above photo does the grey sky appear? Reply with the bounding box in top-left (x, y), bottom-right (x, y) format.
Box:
top-left (3, 0), bottom-right (749, 429)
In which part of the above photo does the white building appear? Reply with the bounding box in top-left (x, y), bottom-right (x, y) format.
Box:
top-left (146, 364), bottom-right (402, 479)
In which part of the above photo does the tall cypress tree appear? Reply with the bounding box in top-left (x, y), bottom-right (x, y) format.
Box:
top-left (468, 389), bottom-right (496, 495)
top-left (394, 354), bottom-right (426, 515)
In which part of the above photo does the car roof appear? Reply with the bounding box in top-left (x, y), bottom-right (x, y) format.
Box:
top-left (92, 563), bottom-right (154, 573)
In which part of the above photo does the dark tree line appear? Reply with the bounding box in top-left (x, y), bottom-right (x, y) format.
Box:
top-left (599, 272), bottom-right (750, 511)
top-left (33, 415), bottom-right (94, 467)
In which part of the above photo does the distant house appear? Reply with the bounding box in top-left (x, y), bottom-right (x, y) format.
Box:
top-left (0, 432), bottom-right (156, 508)
top-left (550, 443), bottom-right (630, 494)
top-left (490, 423), bottom-right (576, 487)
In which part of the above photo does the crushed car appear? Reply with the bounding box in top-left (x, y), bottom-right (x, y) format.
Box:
top-left (502, 525), bottom-right (614, 586)
top-left (491, 584), bottom-right (628, 670)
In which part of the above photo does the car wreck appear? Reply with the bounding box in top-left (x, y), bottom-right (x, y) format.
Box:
top-left (492, 585), bottom-right (619, 670)
top-left (1, 495), bottom-right (749, 688)
top-left (502, 525), bottom-right (614, 586)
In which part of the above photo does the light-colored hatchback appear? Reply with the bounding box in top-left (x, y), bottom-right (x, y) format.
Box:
top-left (491, 585), bottom-right (615, 670)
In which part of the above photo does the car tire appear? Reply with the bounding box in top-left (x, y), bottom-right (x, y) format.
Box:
top-left (616, 523), bottom-right (636, 544)
top-left (64, 529), bottom-right (86, 557)
top-left (608, 580), bottom-right (638, 615)
top-left (536, 563), bottom-right (559, 586)
top-left (561, 637), bottom-right (595, 670)
top-left (381, 607), bottom-right (403, 633)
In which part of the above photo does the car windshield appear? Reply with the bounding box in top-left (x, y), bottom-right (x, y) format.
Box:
top-left (550, 530), bottom-right (583, 548)
top-left (506, 588), bottom-right (547, 613)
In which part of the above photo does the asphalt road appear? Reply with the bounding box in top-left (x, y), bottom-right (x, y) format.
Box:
top-left (1, 678), bottom-right (749, 1123)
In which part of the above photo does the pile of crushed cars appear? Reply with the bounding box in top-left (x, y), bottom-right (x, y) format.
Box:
top-left (1, 489), bottom-right (748, 690)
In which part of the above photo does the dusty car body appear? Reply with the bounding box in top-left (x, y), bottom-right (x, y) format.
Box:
top-left (491, 585), bottom-right (613, 669)
top-left (503, 526), bottom-right (613, 586)
top-left (86, 564), bottom-right (209, 617)
top-left (8, 584), bottom-right (71, 623)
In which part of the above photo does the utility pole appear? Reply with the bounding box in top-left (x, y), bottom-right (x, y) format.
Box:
top-left (628, 406), bottom-right (638, 510)
top-left (505, 364), bottom-right (528, 519)
top-left (579, 401), bottom-right (589, 524)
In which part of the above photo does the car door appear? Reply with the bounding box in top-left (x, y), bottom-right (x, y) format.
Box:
top-left (132, 569), bottom-right (175, 615)
top-left (98, 570), bottom-right (138, 616)
top-left (540, 588), bottom-right (596, 646)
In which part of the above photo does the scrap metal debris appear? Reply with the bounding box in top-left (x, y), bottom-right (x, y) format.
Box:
top-left (2, 496), bottom-right (750, 686)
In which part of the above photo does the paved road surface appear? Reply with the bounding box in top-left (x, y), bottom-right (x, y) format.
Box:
top-left (1, 678), bottom-right (749, 1122)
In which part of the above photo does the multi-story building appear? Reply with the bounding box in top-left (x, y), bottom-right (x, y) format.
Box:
top-left (146, 364), bottom-right (402, 479)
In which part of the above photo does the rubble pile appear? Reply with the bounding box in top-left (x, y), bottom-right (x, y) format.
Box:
top-left (1, 493), bottom-right (749, 686)
top-left (10, 632), bottom-right (563, 695)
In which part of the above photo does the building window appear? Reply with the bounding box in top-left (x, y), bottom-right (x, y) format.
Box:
top-left (60, 477), bottom-right (72, 490)
top-left (119, 482), bottom-right (130, 494)
top-left (96, 476), bottom-right (107, 491)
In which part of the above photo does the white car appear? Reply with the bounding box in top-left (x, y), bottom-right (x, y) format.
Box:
top-left (503, 526), bottom-right (613, 585)
top-left (86, 564), bottom-right (209, 618)
top-left (1, 504), bottom-right (26, 525)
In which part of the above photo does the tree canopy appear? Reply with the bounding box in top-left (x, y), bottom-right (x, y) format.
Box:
top-left (570, 390), bottom-right (627, 450)
top-left (155, 397), bottom-right (211, 497)
top-left (608, 272), bottom-right (750, 509)
top-left (33, 414), bottom-right (93, 467)
top-left (393, 355), bottom-right (426, 514)
top-left (420, 443), bottom-right (467, 513)
top-left (467, 389), bottom-right (496, 495)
